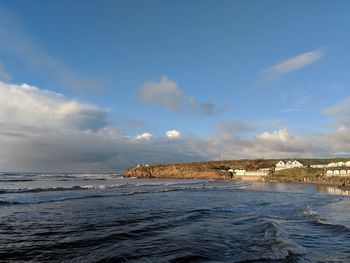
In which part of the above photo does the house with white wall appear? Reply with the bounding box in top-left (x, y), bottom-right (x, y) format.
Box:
top-left (327, 161), bottom-right (350, 167)
top-left (234, 169), bottom-right (246, 176)
top-left (275, 160), bottom-right (304, 171)
top-left (328, 162), bottom-right (337, 167)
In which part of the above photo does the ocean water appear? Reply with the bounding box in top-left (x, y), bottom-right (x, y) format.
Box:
top-left (1, 174), bottom-right (350, 262)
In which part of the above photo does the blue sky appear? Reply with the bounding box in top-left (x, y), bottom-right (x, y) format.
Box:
top-left (0, 0), bottom-right (350, 172)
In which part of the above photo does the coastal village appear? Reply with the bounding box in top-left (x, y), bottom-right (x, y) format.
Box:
top-left (229, 159), bottom-right (350, 178)
top-left (125, 158), bottom-right (350, 188)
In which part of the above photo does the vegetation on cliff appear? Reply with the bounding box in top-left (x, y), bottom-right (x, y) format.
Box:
top-left (265, 168), bottom-right (323, 183)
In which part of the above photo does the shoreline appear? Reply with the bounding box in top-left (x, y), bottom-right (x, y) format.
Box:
top-left (123, 159), bottom-right (350, 191)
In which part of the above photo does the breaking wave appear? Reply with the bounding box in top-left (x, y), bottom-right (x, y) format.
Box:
top-left (240, 220), bottom-right (306, 262)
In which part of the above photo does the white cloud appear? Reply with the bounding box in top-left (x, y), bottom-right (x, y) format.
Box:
top-left (256, 129), bottom-right (311, 155)
top-left (165, 130), bottom-right (181, 138)
top-left (0, 81), bottom-right (108, 131)
top-left (259, 129), bottom-right (290, 141)
top-left (139, 76), bottom-right (217, 115)
top-left (0, 62), bottom-right (11, 81)
top-left (263, 48), bottom-right (325, 77)
top-left (135, 132), bottom-right (153, 140)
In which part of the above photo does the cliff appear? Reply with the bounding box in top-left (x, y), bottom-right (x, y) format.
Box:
top-left (123, 158), bottom-right (350, 183)
top-left (123, 164), bottom-right (232, 180)
top-left (123, 159), bottom-right (277, 180)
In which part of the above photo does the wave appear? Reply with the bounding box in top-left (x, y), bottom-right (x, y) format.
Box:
top-left (0, 173), bottom-right (122, 181)
top-left (0, 185), bottom-right (213, 205)
top-left (0, 180), bottom-right (213, 195)
top-left (0, 194), bottom-right (113, 205)
top-left (238, 220), bottom-right (306, 262)
top-left (0, 179), bottom-right (34, 182)
top-left (311, 218), bottom-right (350, 236)
top-left (0, 184), bottom-right (127, 194)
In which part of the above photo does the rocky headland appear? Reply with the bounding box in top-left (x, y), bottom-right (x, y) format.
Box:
top-left (123, 158), bottom-right (350, 188)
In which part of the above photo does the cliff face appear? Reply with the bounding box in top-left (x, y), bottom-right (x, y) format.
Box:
top-left (123, 158), bottom-right (350, 182)
top-left (123, 164), bottom-right (233, 180)
top-left (124, 159), bottom-right (277, 180)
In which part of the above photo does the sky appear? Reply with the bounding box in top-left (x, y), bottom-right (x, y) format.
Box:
top-left (0, 0), bottom-right (350, 172)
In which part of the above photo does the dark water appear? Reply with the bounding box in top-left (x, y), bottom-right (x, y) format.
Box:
top-left (1, 173), bottom-right (350, 262)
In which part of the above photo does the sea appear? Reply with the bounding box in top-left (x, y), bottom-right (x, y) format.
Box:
top-left (1, 173), bottom-right (350, 262)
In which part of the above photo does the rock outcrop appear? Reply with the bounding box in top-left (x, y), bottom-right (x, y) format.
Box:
top-left (123, 163), bottom-right (233, 180)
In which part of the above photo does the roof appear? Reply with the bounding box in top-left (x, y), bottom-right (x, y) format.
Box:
top-left (276, 159), bottom-right (304, 165)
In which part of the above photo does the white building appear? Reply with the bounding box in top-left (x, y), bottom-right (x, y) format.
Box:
top-left (245, 170), bottom-right (269, 176)
top-left (234, 169), bottom-right (246, 176)
top-left (326, 170), bottom-right (333, 176)
top-left (275, 160), bottom-right (304, 171)
top-left (336, 162), bottom-right (346, 167)
top-left (326, 169), bottom-right (350, 177)
top-left (328, 162), bottom-right (337, 167)
top-left (310, 164), bottom-right (328, 168)
top-left (327, 161), bottom-right (350, 167)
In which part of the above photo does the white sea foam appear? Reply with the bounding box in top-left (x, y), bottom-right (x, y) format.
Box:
top-left (302, 205), bottom-right (320, 217)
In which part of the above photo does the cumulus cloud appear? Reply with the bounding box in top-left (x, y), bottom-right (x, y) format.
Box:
top-left (257, 129), bottom-right (310, 153)
top-left (0, 7), bottom-right (101, 90)
top-left (135, 132), bottom-right (153, 140)
top-left (139, 76), bottom-right (217, 116)
top-left (204, 128), bottom-right (313, 160)
top-left (0, 81), bottom-right (108, 132)
top-left (312, 126), bottom-right (350, 156)
top-left (165, 130), bottom-right (181, 139)
top-left (0, 62), bottom-right (11, 81)
top-left (259, 129), bottom-right (290, 141)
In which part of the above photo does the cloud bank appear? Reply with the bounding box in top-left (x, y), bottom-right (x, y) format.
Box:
top-left (1, 81), bottom-right (350, 172)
